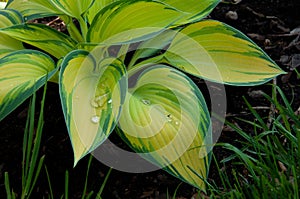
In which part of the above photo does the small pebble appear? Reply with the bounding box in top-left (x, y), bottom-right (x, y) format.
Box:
top-left (226, 11), bottom-right (238, 20)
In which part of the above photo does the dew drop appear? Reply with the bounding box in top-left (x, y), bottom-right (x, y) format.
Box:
top-left (166, 114), bottom-right (173, 122)
top-left (107, 99), bottom-right (112, 104)
top-left (175, 121), bottom-right (179, 125)
top-left (141, 99), bottom-right (151, 105)
top-left (91, 115), bottom-right (100, 124)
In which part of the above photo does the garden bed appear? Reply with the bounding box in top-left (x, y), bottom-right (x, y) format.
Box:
top-left (0, 0), bottom-right (300, 198)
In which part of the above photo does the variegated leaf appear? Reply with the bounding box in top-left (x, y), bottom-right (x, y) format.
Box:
top-left (128, 29), bottom-right (177, 68)
top-left (0, 23), bottom-right (77, 58)
top-left (0, 8), bottom-right (23, 26)
top-left (0, 50), bottom-right (56, 121)
top-left (161, 0), bottom-right (220, 25)
top-left (165, 20), bottom-right (285, 85)
top-left (0, 9), bottom-right (24, 58)
top-left (141, 20), bottom-right (285, 85)
top-left (50, 0), bottom-right (94, 19)
top-left (6, 0), bottom-right (63, 20)
top-left (86, 0), bottom-right (116, 24)
top-left (59, 50), bottom-right (127, 164)
top-left (118, 64), bottom-right (211, 190)
top-left (87, 0), bottom-right (184, 44)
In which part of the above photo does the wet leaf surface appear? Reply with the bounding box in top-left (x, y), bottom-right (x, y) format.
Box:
top-left (1, 0), bottom-right (300, 198)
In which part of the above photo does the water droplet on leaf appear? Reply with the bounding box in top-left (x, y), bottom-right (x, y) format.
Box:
top-left (141, 99), bottom-right (151, 105)
top-left (91, 115), bottom-right (100, 124)
top-left (166, 114), bottom-right (173, 122)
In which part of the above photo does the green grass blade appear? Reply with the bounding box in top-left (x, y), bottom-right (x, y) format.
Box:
top-left (95, 167), bottom-right (112, 199)
top-left (22, 98), bottom-right (31, 188)
top-left (243, 96), bottom-right (268, 130)
top-left (27, 156), bottom-right (45, 198)
top-left (172, 183), bottom-right (182, 199)
top-left (85, 191), bottom-right (94, 199)
top-left (24, 83), bottom-right (47, 198)
top-left (65, 170), bottom-right (69, 199)
top-left (45, 166), bottom-right (54, 199)
top-left (4, 172), bottom-right (12, 199)
top-left (81, 155), bottom-right (93, 199)
top-left (220, 143), bottom-right (258, 179)
top-left (23, 92), bottom-right (36, 191)
top-left (292, 166), bottom-right (299, 198)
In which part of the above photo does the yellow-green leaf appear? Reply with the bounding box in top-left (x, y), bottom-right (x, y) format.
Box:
top-left (86, 0), bottom-right (116, 24)
top-left (87, 0), bottom-right (184, 44)
top-left (50, 0), bottom-right (94, 19)
top-left (0, 50), bottom-right (56, 121)
top-left (59, 50), bottom-right (127, 164)
top-left (0, 23), bottom-right (77, 58)
top-left (163, 20), bottom-right (285, 85)
top-left (118, 64), bottom-right (211, 190)
top-left (161, 0), bottom-right (220, 25)
top-left (0, 9), bottom-right (23, 26)
top-left (0, 9), bottom-right (24, 58)
top-left (128, 29), bottom-right (177, 68)
top-left (6, 0), bottom-right (63, 20)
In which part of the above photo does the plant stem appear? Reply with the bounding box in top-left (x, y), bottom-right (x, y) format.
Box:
top-left (117, 44), bottom-right (130, 62)
top-left (60, 15), bottom-right (84, 42)
top-left (78, 16), bottom-right (88, 42)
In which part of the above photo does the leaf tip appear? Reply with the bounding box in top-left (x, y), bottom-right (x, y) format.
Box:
top-left (73, 153), bottom-right (83, 167)
top-left (73, 159), bottom-right (79, 168)
top-left (73, 150), bottom-right (86, 167)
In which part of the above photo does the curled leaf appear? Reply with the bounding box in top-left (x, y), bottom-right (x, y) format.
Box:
top-left (59, 49), bottom-right (127, 164)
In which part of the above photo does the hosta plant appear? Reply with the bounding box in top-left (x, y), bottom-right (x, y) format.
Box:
top-left (0, 0), bottom-right (285, 190)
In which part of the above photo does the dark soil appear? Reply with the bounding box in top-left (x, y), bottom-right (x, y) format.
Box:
top-left (1, 0), bottom-right (300, 198)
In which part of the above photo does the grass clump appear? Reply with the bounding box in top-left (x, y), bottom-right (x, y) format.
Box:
top-left (204, 85), bottom-right (299, 199)
top-left (4, 85), bottom-right (112, 199)
top-left (4, 75), bottom-right (300, 198)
